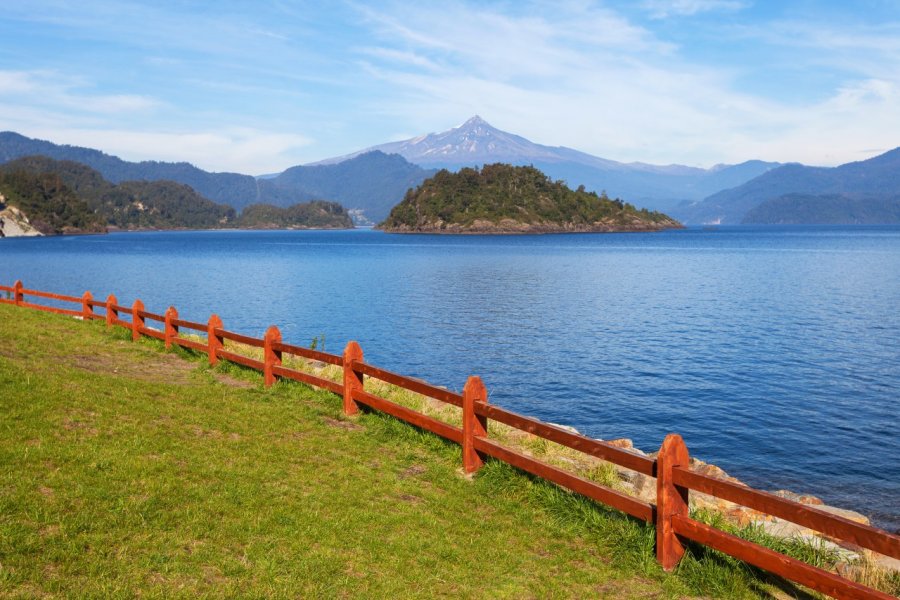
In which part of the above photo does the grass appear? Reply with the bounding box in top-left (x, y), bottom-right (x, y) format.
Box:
top-left (1, 303), bottom-right (896, 598)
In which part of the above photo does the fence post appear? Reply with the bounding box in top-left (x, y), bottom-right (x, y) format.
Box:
top-left (263, 325), bottom-right (282, 387)
top-left (207, 315), bottom-right (223, 366)
top-left (462, 375), bottom-right (489, 473)
top-left (13, 280), bottom-right (23, 306)
top-left (164, 306), bottom-right (178, 349)
top-left (656, 433), bottom-right (690, 570)
top-left (131, 299), bottom-right (144, 341)
top-left (342, 341), bottom-right (364, 416)
top-left (105, 294), bottom-right (118, 328)
top-left (82, 291), bottom-right (93, 320)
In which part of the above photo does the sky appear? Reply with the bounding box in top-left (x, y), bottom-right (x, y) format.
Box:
top-left (1, 0), bottom-right (899, 174)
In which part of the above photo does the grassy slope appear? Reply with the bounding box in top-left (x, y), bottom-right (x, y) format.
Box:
top-left (0, 304), bottom-right (661, 598)
top-left (4, 304), bottom-right (884, 598)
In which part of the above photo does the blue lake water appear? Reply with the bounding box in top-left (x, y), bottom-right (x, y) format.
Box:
top-left (2, 226), bottom-right (898, 530)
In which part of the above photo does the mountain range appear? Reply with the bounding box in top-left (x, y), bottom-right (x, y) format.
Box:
top-left (679, 147), bottom-right (900, 224)
top-left (2, 118), bottom-right (899, 225)
top-left (315, 116), bottom-right (782, 214)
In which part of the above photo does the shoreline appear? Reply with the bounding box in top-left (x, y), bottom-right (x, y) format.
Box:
top-left (378, 223), bottom-right (684, 235)
top-left (0, 224), bottom-right (358, 239)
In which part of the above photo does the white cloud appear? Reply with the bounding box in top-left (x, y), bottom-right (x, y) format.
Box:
top-left (641, 0), bottom-right (749, 19)
top-left (358, 47), bottom-right (441, 71)
top-left (0, 69), bottom-right (162, 115)
top-left (351, 3), bottom-right (900, 167)
top-left (3, 2), bottom-right (899, 171)
top-left (23, 127), bottom-right (314, 174)
top-left (0, 69), bottom-right (313, 172)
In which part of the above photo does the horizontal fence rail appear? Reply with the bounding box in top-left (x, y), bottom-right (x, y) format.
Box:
top-left (2, 278), bottom-right (898, 600)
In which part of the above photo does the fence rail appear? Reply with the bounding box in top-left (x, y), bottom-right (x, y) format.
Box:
top-left (2, 279), bottom-right (897, 600)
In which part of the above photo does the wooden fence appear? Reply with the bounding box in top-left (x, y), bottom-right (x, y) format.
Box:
top-left (1, 279), bottom-right (897, 599)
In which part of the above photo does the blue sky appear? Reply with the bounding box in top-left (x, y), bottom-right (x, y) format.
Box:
top-left (1, 1), bottom-right (898, 173)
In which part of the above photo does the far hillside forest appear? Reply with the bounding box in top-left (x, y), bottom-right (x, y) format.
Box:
top-left (0, 156), bottom-right (351, 234)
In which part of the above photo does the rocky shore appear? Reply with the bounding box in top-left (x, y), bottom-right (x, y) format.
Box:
top-left (542, 427), bottom-right (899, 574)
top-left (382, 216), bottom-right (682, 234)
top-left (0, 197), bottom-right (43, 237)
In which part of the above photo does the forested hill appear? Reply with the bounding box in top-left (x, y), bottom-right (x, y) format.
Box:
top-left (0, 131), bottom-right (259, 209)
top-left (379, 163), bottom-right (682, 234)
top-left (237, 201), bottom-right (353, 229)
top-left (0, 170), bottom-right (107, 235)
top-left (0, 156), bottom-right (235, 230)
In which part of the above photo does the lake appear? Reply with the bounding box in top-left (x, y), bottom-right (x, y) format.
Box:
top-left (2, 225), bottom-right (898, 530)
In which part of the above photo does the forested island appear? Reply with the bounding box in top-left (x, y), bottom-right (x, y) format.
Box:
top-left (237, 201), bottom-right (353, 229)
top-left (379, 164), bottom-right (682, 234)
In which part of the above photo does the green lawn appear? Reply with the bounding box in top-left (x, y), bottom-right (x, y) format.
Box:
top-left (0, 302), bottom-right (858, 598)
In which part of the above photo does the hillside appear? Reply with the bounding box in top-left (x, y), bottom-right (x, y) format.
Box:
top-left (237, 201), bottom-right (353, 229)
top-left (379, 163), bottom-right (682, 234)
top-left (0, 169), bottom-right (106, 235)
top-left (678, 147), bottom-right (900, 224)
top-left (0, 156), bottom-right (235, 230)
top-left (742, 193), bottom-right (900, 224)
top-left (0, 303), bottom-right (671, 598)
top-left (262, 151), bottom-right (436, 222)
top-left (0, 132), bottom-right (427, 217)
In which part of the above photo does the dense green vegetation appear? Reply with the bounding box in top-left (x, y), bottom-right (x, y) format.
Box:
top-left (0, 156), bottom-right (235, 230)
top-left (380, 163), bottom-right (681, 233)
top-left (0, 169), bottom-right (106, 234)
top-left (237, 201), bottom-right (353, 229)
top-left (742, 193), bottom-right (900, 224)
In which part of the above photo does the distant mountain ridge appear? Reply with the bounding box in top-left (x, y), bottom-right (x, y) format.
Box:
top-left (313, 116), bottom-right (782, 212)
top-left (678, 147), bottom-right (900, 224)
top-left (0, 132), bottom-right (433, 221)
top-left (0, 131), bottom-right (260, 209)
top-left (741, 193), bottom-right (900, 225)
top-left (261, 151), bottom-right (436, 222)
top-left (0, 155), bottom-right (354, 233)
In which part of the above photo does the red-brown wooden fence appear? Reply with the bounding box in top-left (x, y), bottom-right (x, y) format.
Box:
top-left (1, 279), bottom-right (897, 599)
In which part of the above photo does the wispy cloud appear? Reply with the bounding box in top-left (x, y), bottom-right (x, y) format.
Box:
top-left (641, 0), bottom-right (749, 19)
top-left (1, 1), bottom-right (898, 170)
top-left (26, 127), bottom-right (314, 175)
top-left (349, 2), bottom-right (900, 167)
top-left (0, 69), bottom-right (162, 115)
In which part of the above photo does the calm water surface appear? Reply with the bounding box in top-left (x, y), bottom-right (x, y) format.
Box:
top-left (2, 226), bottom-right (898, 530)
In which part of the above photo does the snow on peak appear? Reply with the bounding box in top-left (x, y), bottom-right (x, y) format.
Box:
top-left (458, 115), bottom-right (490, 129)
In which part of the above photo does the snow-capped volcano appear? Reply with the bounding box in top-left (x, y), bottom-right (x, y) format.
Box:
top-left (311, 115), bottom-right (623, 170)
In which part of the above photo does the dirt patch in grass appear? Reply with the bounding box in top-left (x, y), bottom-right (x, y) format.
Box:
top-left (399, 464), bottom-right (427, 479)
top-left (322, 416), bottom-right (363, 431)
top-left (61, 417), bottom-right (98, 436)
top-left (397, 493), bottom-right (423, 504)
top-left (69, 351), bottom-right (195, 385)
